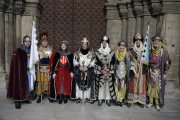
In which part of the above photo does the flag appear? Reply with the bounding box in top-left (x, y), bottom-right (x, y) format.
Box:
top-left (141, 25), bottom-right (150, 65)
top-left (29, 20), bottom-right (39, 90)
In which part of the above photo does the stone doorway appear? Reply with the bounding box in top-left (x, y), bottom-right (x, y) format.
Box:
top-left (39, 0), bottom-right (106, 52)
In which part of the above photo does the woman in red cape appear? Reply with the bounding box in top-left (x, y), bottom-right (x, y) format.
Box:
top-left (50, 40), bottom-right (74, 104)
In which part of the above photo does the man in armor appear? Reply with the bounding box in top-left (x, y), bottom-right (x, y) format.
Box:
top-left (36, 31), bottom-right (55, 103)
top-left (127, 33), bottom-right (148, 108)
top-left (71, 38), bottom-right (95, 104)
top-left (114, 41), bottom-right (131, 107)
top-left (94, 36), bottom-right (116, 106)
top-left (7, 36), bottom-right (32, 109)
top-left (146, 35), bottom-right (171, 111)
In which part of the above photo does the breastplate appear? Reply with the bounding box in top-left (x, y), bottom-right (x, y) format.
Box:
top-left (79, 53), bottom-right (91, 66)
top-left (116, 61), bottom-right (126, 79)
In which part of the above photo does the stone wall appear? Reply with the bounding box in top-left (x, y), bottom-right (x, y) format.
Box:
top-left (105, 0), bottom-right (180, 97)
top-left (0, 0), bottom-right (41, 89)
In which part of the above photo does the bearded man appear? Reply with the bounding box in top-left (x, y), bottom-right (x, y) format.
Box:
top-left (127, 33), bottom-right (148, 108)
top-left (146, 35), bottom-right (171, 111)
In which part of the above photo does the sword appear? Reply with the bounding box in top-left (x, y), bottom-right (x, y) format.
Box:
top-left (82, 61), bottom-right (85, 106)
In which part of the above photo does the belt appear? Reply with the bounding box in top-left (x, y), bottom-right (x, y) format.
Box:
top-left (58, 65), bottom-right (68, 69)
top-left (40, 66), bottom-right (50, 69)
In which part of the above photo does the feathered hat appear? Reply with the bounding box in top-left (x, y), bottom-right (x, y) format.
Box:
top-left (41, 31), bottom-right (48, 42)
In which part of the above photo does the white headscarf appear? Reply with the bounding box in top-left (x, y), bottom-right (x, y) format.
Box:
top-left (98, 43), bottom-right (111, 55)
top-left (133, 42), bottom-right (144, 55)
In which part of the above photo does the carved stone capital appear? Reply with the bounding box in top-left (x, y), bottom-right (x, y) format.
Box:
top-left (105, 3), bottom-right (117, 10)
top-left (5, 1), bottom-right (14, 13)
top-left (143, 0), bottom-right (151, 16)
top-left (133, 0), bottom-right (144, 17)
top-left (148, 1), bottom-right (162, 15)
top-left (127, 2), bottom-right (135, 18)
top-left (23, 2), bottom-right (42, 17)
top-left (14, 0), bottom-right (25, 15)
top-left (0, 0), bottom-right (9, 12)
top-left (118, 1), bottom-right (128, 19)
top-left (106, 10), bottom-right (120, 20)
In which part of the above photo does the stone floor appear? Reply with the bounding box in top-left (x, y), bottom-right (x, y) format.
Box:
top-left (0, 79), bottom-right (180, 120)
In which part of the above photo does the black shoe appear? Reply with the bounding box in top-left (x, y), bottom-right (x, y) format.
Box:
top-left (119, 102), bottom-right (123, 107)
top-left (59, 95), bottom-right (63, 104)
top-left (32, 92), bottom-right (37, 101)
top-left (76, 98), bottom-right (81, 103)
top-left (64, 96), bottom-right (67, 104)
top-left (24, 100), bottom-right (32, 104)
top-left (36, 96), bottom-right (41, 103)
top-left (48, 98), bottom-right (53, 103)
top-left (15, 102), bottom-right (21, 109)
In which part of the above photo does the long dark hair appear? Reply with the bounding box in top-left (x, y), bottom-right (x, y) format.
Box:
top-left (60, 43), bottom-right (68, 52)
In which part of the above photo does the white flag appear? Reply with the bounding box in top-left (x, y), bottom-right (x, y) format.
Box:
top-left (29, 21), bottom-right (39, 90)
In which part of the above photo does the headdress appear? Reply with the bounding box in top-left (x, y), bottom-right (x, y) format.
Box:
top-left (133, 33), bottom-right (144, 43)
top-left (118, 40), bottom-right (127, 47)
top-left (81, 37), bottom-right (89, 46)
top-left (152, 35), bottom-right (163, 42)
top-left (41, 31), bottom-right (48, 42)
top-left (100, 36), bottom-right (110, 44)
top-left (23, 35), bottom-right (31, 42)
top-left (60, 40), bottom-right (69, 47)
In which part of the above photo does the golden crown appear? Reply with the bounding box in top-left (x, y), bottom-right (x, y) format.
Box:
top-left (23, 36), bottom-right (31, 42)
top-left (60, 40), bottom-right (69, 46)
top-left (135, 33), bottom-right (142, 40)
top-left (81, 37), bottom-right (89, 45)
top-left (103, 36), bottom-right (108, 41)
top-left (41, 35), bottom-right (48, 41)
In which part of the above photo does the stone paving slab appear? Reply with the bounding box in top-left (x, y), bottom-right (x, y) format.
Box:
top-left (0, 80), bottom-right (180, 120)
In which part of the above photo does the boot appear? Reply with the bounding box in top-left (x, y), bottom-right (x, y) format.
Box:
top-left (36, 96), bottom-right (41, 103)
top-left (76, 98), bottom-right (81, 103)
top-left (155, 105), bottom-right (161, 111)
top-left (119, 102), bottom-right (123, 107)
top-left (15, 102), bottom-right (21, 109)
top-left (32, 91), bottom-right (37, 101)
top-left (147, 103), bottom-right (153, 108)
top-left (59, 95), bottom-right (63, 104)
top-left (138, 102), bottom-right (144, 108)
top-left (48, 98), bottom-right (53, 103)
top-left (64, 96), bottom-right (67, 104)
top-left (127, 103), bottom-right (132, 107)
top-left (106, 100), bottom-right (111, 107)
top-left (98, 100), bottom-right (102, 106)
top-left (24, 100), bottom-right (32, 104)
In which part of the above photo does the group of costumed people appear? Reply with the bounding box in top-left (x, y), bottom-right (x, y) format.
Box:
top-left (6, 32), bottom-right (171, 111)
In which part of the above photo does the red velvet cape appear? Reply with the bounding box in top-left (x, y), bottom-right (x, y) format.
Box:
top-left (6, 48), bottom-right (28, 101)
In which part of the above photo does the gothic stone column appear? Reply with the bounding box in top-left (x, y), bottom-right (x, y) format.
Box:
top-left (22, 0), bottom-right (41, 42)
top-left (4, 0), bottom-right (15, 73)
top-left (119, 1), bottom-right (128, 42)
top-left (14, 0), bottom-right (25, 48)
top-left (105, 3), bottom-right (122, 51)
top-left (0, 0), bottom-right (8, 73)
top-left (126, 1), bottom-right (136, 48)
top-left (133, 0), bottom-right (144, 34)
